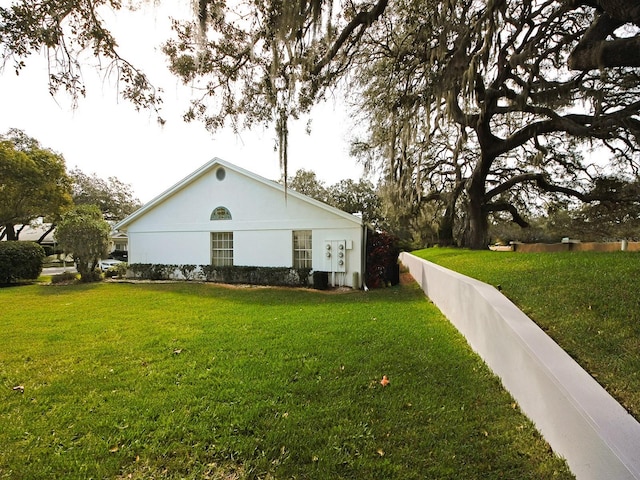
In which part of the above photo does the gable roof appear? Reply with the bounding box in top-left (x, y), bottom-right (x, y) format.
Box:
top-left (114, 157), bottom-right (363, 230)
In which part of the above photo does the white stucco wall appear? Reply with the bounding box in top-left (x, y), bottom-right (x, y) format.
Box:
top-left (120, 161), bottom-right (363, 287)
top-left (400, 252), bottom-right (640, 480)
top-left (234, 230), bottom-right (291, 267)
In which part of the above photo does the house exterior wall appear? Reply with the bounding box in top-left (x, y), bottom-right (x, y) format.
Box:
top-left (121, 161), bottom-right (363, 287)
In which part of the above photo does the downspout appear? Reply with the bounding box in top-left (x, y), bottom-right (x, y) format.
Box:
top-left (361, 224), bottom-right (369, 291)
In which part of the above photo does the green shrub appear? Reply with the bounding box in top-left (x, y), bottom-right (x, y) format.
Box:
top-left (200, 265), bottom-right (311, 286)
top-left (128, 263), bottom-right (311, 286)
top-left (0, 241), bottom-right (45, 284)
top-left (128, 263), bottom-right (177, 280)
top-left (79, 269), bottom-right (102, 283)
top-left (104, 262), bottom-right (128, 278)
top-left (179, 264), bottom-right (199, 280)
top-left (51, 271), bottom-right (79, 284)
top-left (365, 230), bottom-right (400, 288)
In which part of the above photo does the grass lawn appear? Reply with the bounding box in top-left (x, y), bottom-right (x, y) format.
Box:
top-left (412, 247), bottom-right (640, 422)
top-left (0, 280), bottom-right (572, 479)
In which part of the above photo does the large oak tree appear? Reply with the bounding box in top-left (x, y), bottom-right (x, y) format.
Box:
top-left (351, 0), bottom-right (640, 247)
top-left (0, 129), bottom-right (73, 241)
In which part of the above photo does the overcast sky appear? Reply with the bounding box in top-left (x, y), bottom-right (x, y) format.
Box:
top-left (0, 2), bottom-right (364, 203)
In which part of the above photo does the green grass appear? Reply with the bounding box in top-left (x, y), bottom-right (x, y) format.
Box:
top-left (412, 247), bottom-right (640, 421)
top-left (0, 282), bottom-right (572, 479)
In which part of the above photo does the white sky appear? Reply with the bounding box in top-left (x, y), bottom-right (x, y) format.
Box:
top-left (0, 2), bottom-right (364, 203)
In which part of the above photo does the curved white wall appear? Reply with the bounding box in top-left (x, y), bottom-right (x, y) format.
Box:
top-left (400, 252), bottom-right (640, 480)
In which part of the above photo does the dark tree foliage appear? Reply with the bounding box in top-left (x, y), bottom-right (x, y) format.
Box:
top-left (70, 168), bottom-right (141, 222)
top-left (286, 169), bottom-right (329, 203)
top-left (0, 0), bottom-right (163, 117)
top-left (162, 0), bottom-right (389, 180)
top-left (328, 178), bottom-right (381, 225)
top-left (351, 0), bottom-right (640, 248)
top-left (4, 0), bottom-right (640, 249)
top-left (286, 169), bottom-right (383, 225)
top-left (0, 129), bottom-right (72, 241)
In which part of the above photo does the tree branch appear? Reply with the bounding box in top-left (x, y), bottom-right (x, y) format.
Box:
top-left (568, 1), bottom-right (640, 70)
top-left (485, 202), bottom-right (530, 227)
top-left (485, 172), bottom-right (591, 204)
top-left (311, 0), bottom-right (388, 76)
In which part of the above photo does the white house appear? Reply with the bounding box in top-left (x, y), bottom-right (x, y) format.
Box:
top-left (114, 158), bottom-right (365, 288)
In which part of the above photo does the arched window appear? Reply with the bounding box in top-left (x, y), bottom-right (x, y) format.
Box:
top-left (210, 206), bottom-right (232, 220)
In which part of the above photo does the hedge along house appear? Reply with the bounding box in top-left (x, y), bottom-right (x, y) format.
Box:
top-left (114, 158), bottom-right (365, 288)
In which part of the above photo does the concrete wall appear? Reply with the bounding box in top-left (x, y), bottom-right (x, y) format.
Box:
top-left (399, 252), bottom-right (640, 480)
top-left (508, 241), bottom-right (640, 253)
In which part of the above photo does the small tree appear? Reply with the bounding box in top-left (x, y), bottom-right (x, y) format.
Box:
top-left (55, 205), bottom-right (110, 282)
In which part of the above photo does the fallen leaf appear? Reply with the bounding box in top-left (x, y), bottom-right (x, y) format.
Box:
top-left (380, 375), bottom-right (390, 387)
top-left (173, 349), bottom-right (182, 355)
top-left (377, 448), bottom-right (385, 457)
top-left (109, 445), bottom-right (119, 453)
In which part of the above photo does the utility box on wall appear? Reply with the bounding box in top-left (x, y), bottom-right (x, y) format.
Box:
top-left (324, 240), bottom-right (347, 272)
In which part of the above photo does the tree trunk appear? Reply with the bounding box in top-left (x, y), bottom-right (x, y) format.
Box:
top-left (438, 218), bottom-right (455, 246)
top-left (466, 195), bottom-right (489, 249)
top-left (438, 190), bottom-right (461, 246)
top-left (465, 167), bottom-right (490, 250)
top-left (36, 224), bottom-right (56, 244)
top-left (3, 224), bottom-right (17, 241)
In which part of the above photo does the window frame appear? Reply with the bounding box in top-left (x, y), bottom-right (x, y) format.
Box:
top-left (211, 232), bottom-right (234, 266)
top-left (292, 230), bottom-right (313, 269)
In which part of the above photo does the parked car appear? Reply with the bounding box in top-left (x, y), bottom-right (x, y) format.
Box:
top-left (99, 259), bottom-right (123, 271)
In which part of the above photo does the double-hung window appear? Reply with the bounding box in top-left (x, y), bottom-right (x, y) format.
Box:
top-left (293, 230), bottom-right (312, 268)
top-left (211, 232), bottom-right (233, 266)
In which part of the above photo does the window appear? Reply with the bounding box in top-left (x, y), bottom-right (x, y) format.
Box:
top-left (293, 230), bottom-right (312, 268)
top-left (212, 232), bottom-right (233, 266)
top-left (211, 206), bottom-right (232, 220)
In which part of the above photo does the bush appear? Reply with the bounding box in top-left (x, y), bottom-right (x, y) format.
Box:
top-left (79, 269), bottom-right (102, 283)
top-left (128, 264), bottom-right (178, 280)
top-left (51, 271), bottom-right (79, 284)
top-left (179, 264), bottom-right (199, 281)
top-left (365, 230), bottom-right (400, 289)
top-left (127, 263), bottom-right (311, 286)
top-left (104, 263), bottom-right (128, 278)
top-left (200, 265), bottom-right (311, 287)
top-left (0, 241), bottom-right (45, 284)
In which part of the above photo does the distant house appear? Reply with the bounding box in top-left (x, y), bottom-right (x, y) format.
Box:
top-left (108, 230), bottom-right (128, 256)
top-left (114, 158), bottom-right (365, 288)
top-left (3, 220), bottom-right (127, 259)
top-left (8, 222), bottom-right (56, 247)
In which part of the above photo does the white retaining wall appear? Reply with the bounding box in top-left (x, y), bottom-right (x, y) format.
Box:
top-left (399, 252), bottom-right (640, 480)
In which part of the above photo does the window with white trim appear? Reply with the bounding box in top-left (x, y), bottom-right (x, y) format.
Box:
top-left (293, 230), bottom-right (312, 268)
top-left (211, 232), bottom-right (233, 266)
